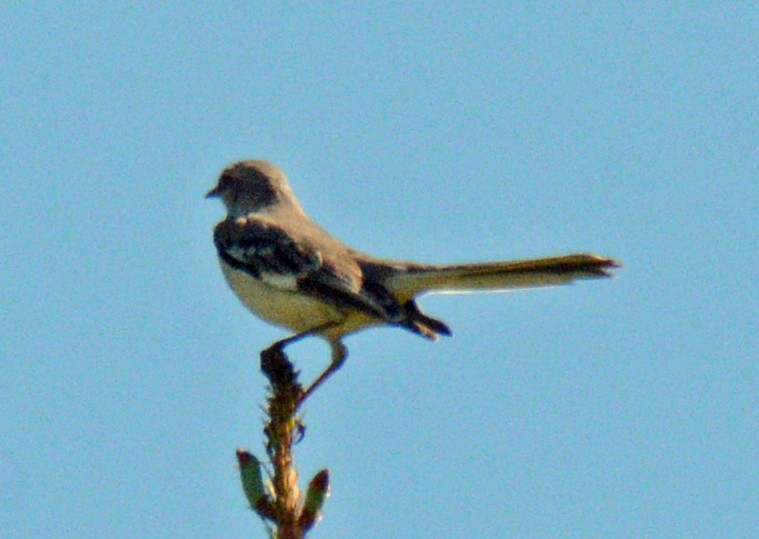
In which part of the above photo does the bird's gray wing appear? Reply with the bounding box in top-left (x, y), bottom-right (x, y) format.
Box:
top-left (213, 216), bottom-right (401, 321)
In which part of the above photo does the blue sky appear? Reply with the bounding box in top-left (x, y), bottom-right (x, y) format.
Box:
top-left (2, 3), bottom-right (757, 538)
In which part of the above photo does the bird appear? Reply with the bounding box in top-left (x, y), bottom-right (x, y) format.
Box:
top-left (207, 160), bottom-right (619, 402)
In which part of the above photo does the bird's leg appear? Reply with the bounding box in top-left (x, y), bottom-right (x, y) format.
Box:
top-left (298, 340), bottom-right (348, 407)
top-left (259, 322), bottom-right (342, 398)
top-left (264, 321), bottom-right (338, 353)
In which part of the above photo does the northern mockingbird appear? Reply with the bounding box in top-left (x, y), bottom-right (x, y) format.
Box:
top-left (207, 160), bottom-right (619, 401)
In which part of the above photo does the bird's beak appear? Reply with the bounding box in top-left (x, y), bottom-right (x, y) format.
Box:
top-left (205, 186), bottom-right (220, 199)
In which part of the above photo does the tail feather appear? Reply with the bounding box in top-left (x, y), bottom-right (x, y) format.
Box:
top-left (399, 300), bottom-right (452, 340)
top-left (386, 254), bottom-right (620, 299)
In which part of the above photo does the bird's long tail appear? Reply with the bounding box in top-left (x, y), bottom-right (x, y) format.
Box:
top-left (386, 254), bottom-right (620, 300)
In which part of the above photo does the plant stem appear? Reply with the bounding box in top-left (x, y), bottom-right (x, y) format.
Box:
top-left (261, 346), bottom-right (304, 539)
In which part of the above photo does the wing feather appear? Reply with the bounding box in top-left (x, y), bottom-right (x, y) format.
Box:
top-left (213, 216), bottom-right (397, 321)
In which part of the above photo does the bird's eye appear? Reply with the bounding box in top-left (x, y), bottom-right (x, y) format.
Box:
top-left (219, 173), bottom-right (234, 188)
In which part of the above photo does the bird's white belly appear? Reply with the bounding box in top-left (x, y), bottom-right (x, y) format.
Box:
top-left (219, 259), bottom-right (344, 333)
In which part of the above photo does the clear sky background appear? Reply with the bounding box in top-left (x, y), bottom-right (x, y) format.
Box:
top-left (2, 3), bottom-right (757, 538)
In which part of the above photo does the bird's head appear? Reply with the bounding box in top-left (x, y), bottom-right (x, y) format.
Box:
top-left (206, 160), bottom-right (297, 217)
